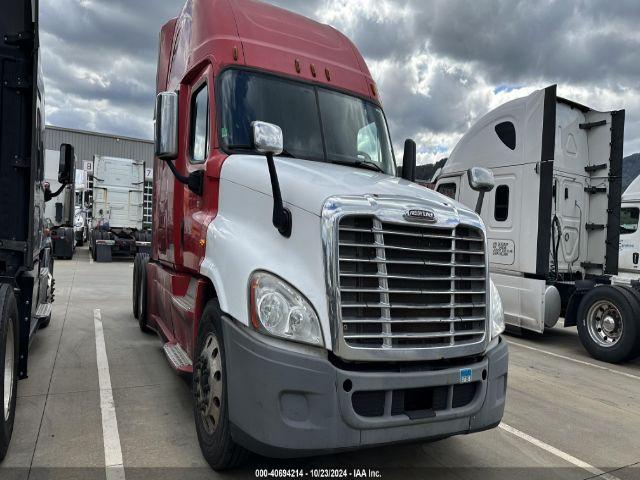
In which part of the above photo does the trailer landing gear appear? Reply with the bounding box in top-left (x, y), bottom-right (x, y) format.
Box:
top-left (577, 285), bottom-right (640, 363)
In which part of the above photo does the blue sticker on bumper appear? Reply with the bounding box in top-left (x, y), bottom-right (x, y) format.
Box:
top-left (460, 368), bottom-right (472, 383)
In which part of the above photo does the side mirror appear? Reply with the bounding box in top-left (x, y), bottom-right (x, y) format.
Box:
top-left (251, 121), bottom-right (291, 238)
top-left (467, 167), bottom-right (495, 214)
top-left (401, 139), bottom-right (416, 182)
top-left (251, 121), bottom-right (283, 155)
top-left (467, 167), bottom-right (495, 192)
top-left (58, 143), bottom-right (74, 184)
top-left (155, 91), bottom-right (179, 160)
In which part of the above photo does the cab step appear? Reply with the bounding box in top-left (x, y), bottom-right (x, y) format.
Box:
top-left (162, 342), bottom-right (193, 374)
top-left (34, 302), bottom-right (52, 319)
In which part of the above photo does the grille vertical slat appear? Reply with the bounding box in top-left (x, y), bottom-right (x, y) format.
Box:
top-left (338, 216), bottom-right (486, 350)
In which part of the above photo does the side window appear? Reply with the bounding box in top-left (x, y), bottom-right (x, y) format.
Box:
top-left (437, 183), bottom-right (457, 200)
top-left (190, 84), bottom-right (209, 163)
top-left (357, 122), bottom-right (381, 164)
top-left (494, 185), bottom-right (510, 221)
top-left (495, 121), bottom-right (516, 150)
top-left (621, 207), bottom-right (639, 235)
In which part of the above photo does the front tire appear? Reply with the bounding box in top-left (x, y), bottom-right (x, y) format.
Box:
top-left (577, 285), bottom-right (638, 363)
top-left (0, 284), bottom-right (19, 461)
top-left (193, 300), bottom-right (248, 470)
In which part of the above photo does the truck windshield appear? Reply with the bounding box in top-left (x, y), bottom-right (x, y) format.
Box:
top-left (219, 69), bottom-right (396, 175)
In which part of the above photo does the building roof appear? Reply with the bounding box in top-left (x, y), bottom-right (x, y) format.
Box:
top-left (45, 125), bottom-right (155, 169)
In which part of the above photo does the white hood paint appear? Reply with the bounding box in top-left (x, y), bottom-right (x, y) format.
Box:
top-left (201, 154), bottom-right (485, 349)
top-left (220, 154), bottom-right (478, 219)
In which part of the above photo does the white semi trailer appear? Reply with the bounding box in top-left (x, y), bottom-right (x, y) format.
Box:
top-left (89, 155), bottom-right (150, 262)
top-left (435, 85), bottom-right (640, 363)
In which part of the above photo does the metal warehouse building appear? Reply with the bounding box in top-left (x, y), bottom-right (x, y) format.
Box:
top-left (45, 125), bottom-right (155, 227)
top-left (45, 125), bottom-right (154, 170)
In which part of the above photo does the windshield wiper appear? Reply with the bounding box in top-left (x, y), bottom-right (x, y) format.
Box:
top-left (330, 159), bottom-right (384, 173)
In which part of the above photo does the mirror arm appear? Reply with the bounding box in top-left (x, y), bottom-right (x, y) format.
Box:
top-left (475, 192), bottom-right (485, 215)
top-left (166, 158), bottom-right (204, 196)
top-left (266, 152), bottom-right (292, 238)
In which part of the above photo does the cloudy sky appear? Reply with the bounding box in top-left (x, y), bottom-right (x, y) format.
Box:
top-left (41, 0), bottom-right (640, 164)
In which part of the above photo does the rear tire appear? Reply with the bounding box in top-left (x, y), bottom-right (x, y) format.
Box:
top-left (132, 254), bottom-right (141, 319)
top-left (135, 253), bottom-right (152, 333)
top-left (614, 285), bottom-right (640, 360)
top-left (577, 285), bottom-right (638, 363)
top-left (193, 300), bottom-right (248, 470)
top-left (0, 284), bottom-right (19, 462)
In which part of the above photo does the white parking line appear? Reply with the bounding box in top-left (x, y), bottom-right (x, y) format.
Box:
top-left (94, 309), bottom-right (126, 480)
top-left (499, 423), bottom-right (620, 480)
top-left (508, 340), bottom-right (640, 381)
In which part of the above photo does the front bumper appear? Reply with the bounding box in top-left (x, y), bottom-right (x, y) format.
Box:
top-left (223, 318), bottom-right (508, 458)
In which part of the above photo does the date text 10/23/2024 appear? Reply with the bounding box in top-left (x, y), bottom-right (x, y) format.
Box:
top-left (255, 469), bottom-right (383, 478)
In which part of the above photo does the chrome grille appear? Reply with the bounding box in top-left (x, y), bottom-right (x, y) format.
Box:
top-left (337, 216), bottom-right (486, 349)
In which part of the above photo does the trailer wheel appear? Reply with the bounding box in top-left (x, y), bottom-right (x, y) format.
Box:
top-left (0, 284), bottom-right (19, 461)
top-left (193, 300), bottom-right (248, 470)
top-left (577, 285), bottom-right (638, 363)
top-left (135, 253), bottom-right (151, 333)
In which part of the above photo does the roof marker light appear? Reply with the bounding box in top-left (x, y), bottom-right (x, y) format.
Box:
top-left (310, 64), bottom-right (317, 78)
top-left (233, 46), bottom-right (238, 61)
top-left (295, 59), bottom-right (301, 74)
top-left (325, 68), bottom-right (331, 81)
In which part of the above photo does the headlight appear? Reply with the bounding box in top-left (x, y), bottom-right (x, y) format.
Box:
top-left (249, 272), bottom-right (323, 347)
top-left (74, 215), bottom-right (84, 228)
top-left (490, 279), bottom-right (505, 339)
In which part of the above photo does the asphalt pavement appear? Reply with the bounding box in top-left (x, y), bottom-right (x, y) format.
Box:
top-left (1, 247), bottom-right (639, 480)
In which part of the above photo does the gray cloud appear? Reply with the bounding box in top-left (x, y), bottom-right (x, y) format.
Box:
top-left (41, 0), bottom-right (640, 162)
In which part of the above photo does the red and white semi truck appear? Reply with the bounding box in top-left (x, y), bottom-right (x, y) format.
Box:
top-left (133, 0), bottom-right (508, 469)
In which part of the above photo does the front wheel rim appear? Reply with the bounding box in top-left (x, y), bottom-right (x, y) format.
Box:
top-left (586, 300), bottom-right (623, 348)
top-left (4, 320), bottom-right (15, 422)
top-left (194, 333), bottom-right (223, 435)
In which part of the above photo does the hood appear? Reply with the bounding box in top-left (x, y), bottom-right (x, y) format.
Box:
top-left (220, 154), bottom-right (480, 220)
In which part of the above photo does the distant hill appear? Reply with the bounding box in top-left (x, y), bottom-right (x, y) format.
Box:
top-left (623, 154), bottom-right (640, 192)
top-left (415, 154), bottom-right (640, 191)
top-left (415, 158), bottom-right (447, 183)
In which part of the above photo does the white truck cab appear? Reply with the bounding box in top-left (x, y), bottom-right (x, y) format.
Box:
top-left (619, 176), bottom-right (640, 277)
top-left (435, 85), bottom-right (639, 363)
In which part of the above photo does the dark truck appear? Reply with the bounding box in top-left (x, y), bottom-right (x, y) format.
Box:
top-left (0, 0), bottom-right (73, 460)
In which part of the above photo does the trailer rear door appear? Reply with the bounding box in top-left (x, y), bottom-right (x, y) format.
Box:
top-left (92, 156), bottom-right (144, 230)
